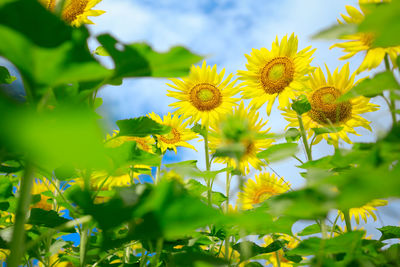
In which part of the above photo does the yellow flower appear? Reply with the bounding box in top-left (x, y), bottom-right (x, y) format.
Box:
top-left (339, 199), bottom-right (388, 225)
top-left (262, 234), bottom-right (300, 267)
top-left (238, 173), bottom-right (290, 210)
top-left (40, 0), bottom-right (105, 27)
top-left (209, 102), bottom-right (274, 174)
top-left (147, 112), bottom-right (198, 153)
top-left (0, 249), bottom-right (10, 261)
top-left (330, 2), bottom-right (400, 73)
top-left (282, 64), bottom-right (379, 147)
top-left (238, 33), bottom-right (315, 115)
top-left (167, 61), bottom-right (239, 126)
top-left (31, 179), bottom-right (55, 211)
top-left (105, 130), bottom-right (155, 153)
top-left (38, 253), bottom-right (74, 267)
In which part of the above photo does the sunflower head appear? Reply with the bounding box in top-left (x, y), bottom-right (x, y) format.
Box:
top-left (263, 234), bottom-right (301, 266)
top-left (282, 63), bottom-right (378, 146)
top-left (238, 33), bottom-right (315, 115)
top-left (105, 130), bottom-right (155, 153)
top-left (238, 172), bottom-right (290, 210)
top-left (331, 2), bottom-right (400, 73)
top-left (147, 112), bottom-right (198, 153)
top-left (40, 0), bottom-right (105, 27)
top-left (339, 199), bottom-right (388, 225)
top-left (167, 61), bottom-right (239, 127)
top-left (209, 102), bottom-right (275, 174)
top-left (31, 179), bottom-right (55, 211)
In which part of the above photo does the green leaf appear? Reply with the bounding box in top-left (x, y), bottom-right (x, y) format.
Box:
top-left (191, 124), bottom-right (207, 138)
top-left (232, 240), bottom-right (287, 261)
top-left (0, 1), bottom-right (109, 97)
top-left (287, 231), bottom-right (364, 256)
top-left (116, 117), bottom-right (171, 137)
top-left (28, 208), bottom-right (72, 231)
top-left (359, 0), bottom-right (400, 47)
top-left (312, 126), bottom-right (343, 135)
top-left (257, 143), bottom-right (298, 162)
top-left (378, 226), bottom-right (400, 241)
top-left (0, 178), bottom-right (13, 201)
top-left (285, 128), bottom-right (301, 142)
top-left (97, 34), bottom-right (202, 80)
top-left (312, 23), bottom-right (357, 40)
top-left (214, 143), bottom-right (246, 160)
top-left (0, 66), bottom-right (16, 84)
top-left (185, 179), bottom-right (227, 206)
top-left (164, 160), bottom-right (198, 169)
top-left (339, 71), bottom-right (400, 101)
top-left (291, 95), bottom-right (311, 115)
top-left (106, 141), bottom-right (162, 167)
top-left (171, 251), bottom-right (227, 267)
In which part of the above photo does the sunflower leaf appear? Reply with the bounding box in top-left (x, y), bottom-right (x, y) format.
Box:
top-left (285, 128), bottom-right (301, 142)
top-left (292, 95), bottom-right (311, 115)
top-left (378, 226), bottom-right (400, 241)
top-left (312, 24), bottom-right (357, 40)
top-left (0, 66), bottom-right (16, 84)
top-left (257, 143), bottom-right (299, 162)
top-left (116, 117), bottom-right (171, 137)
top-left (312, 126), bottom-right (343, 135)
top-left (339, 71), bottom-right (400, 101)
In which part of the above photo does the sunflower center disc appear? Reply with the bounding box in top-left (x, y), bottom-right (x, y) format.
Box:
top-left (253, 188), bottom-right (280, 204)
top-left (309, 86), bottom-right (352, 125)
top-left (190, 83), bottom-right (222, 111)
top-left (159, 128), bottom-right (181, 144)
top-left (62, 0), bottom-right (89, 23)
top-left (260, 57), bottom-right (295, 94)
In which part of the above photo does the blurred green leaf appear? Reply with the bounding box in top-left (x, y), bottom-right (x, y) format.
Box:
top-left (378, 226), bottom-right (400, 241)
top-left (0, 178), bottom-right (13, 201)
top-left (116, 117), bottom-right (171, 137)
top-left (165, 160), bottom-right (198, 169)
top-left (214, 143), bottom-right (246, 160)
top-left (312, 24), bottom-right (357, 40)
top-left (185, 179), bottom-right (227, 206)
top-left (359, 0), bottom-right (400, 47)
top-left (97, 34), bottom-right (202, 80)
top-left (339, 71), bottom-right (400, 101)
top-left (291, 95), bottom-right (311, 115)
top-left (0, 1), bottom-right (109, 98)
top-left (232, 240), bottom-right (287, 261)
top-left (28, 208), bottom-right (73, 231)
top-left (312, 127), bottom-right (343, 136)
top-left (106, 141), bottom-right (162, 167)
top-left (191, 124), bottom-right (207, 138)
top-left (257, 143), bottom-right (298, 162)
top-left (171, 251), bottom-right (227, 267)
top-left (0, 66), bottom-right (16, 84)
top-left (287, 231), bottom-right (364, 256)
top-left (285, 128), bottom-right (301, 142)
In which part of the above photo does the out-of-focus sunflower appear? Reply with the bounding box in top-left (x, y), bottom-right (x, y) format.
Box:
top-left (339, 199), bottom-right (388, 225)
top-left (167, 61), bottom-right (239, 127)
top-left (262, 234), bottom-right (301, 267)
top-left (282, 64), bottom-right (378, 147)
top-left (31, 179), bottom-right (55, 211)
top-left (330, 1), bottom-right (400, 73)
top-left (38, 253), bottom-right (74, 267)
top-left (209, 102), bottom-right (274, 174)
top-left (74, 169), bottom-right (140, 191)
top-left (105, 130), bottom-right (154, 153)
top-left (40, 0), bottom-right (105, 27)
top-left (238, 173), bottom-right (290, 210)
top-left (147, 112), bottom-right (198, 153)
top-left (238, 33), bottom-right (315, 115)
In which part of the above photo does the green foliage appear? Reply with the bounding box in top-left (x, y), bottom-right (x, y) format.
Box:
top-left (312, 24), bottom-right (357, 40)
top-left (378, 226), bottom-right (400, 241)
top-left (340, 71), bottom-right (400, 101)
top-left (0, 66), bottom-right (16, 84)
top-left (285, 128), bottom-right (301, 142)
top-left (312, 126), bottom-right (343, 135)
top-left (116, 117), bottom-right (171, 137)
top-left (257, 143), bottom-right (299, 162)
top-left (291, 95), bottom-right (311, 115)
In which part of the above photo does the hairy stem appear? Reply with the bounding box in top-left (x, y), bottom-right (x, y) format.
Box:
top-left (297, 114), bottom-right (312, 161)
top-left (203, 125), bottom-right (212, 206)
top-left (7, 163), bottom-right (35, 267)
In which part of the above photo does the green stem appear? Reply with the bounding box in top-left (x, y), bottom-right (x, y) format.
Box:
top-left (330, 215), bottom-right (340, 238)
top-left (224, 168), bottom-right (231, 262)
top-left (384, 54), bottom-right (397, 125)
top-left (155, 165), bottom-right (161, 185)
top-left (320, 220), bottom-right (329, 239)
top-left (154, 238), bottom-right (164, 267)
top-left (7, 163), bottom-right (35, 267)
top-left (297, 114), bottom-right (312, 161)
top-left (275, 250), bottom-right (281, 267)
top-left (343, 210), bottom-right (352, 232)
top-left (203, 125), bottom-right (212, 206)
top-left (80, 226), bottom-right (89, 267)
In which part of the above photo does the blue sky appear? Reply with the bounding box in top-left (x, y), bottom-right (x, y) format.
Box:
top-left (86, 0), bottom-right (400, 238)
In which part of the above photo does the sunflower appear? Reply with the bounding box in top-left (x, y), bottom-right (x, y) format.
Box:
top-left (40, 0), bottom-right (105, 27)
top-left (209, 102), bottom-right (274, 174)
top-left (282, 64), bottom-right (379, 147)
top-left (147, 112), bottom-right (198, 153)
top-left (31, 179), bottom-right (56, 211)
top-left (238, 173), bottom-right (290, 210)
top-left (339, 199), bottom-right (388, 225)
top-left (262, 234), bottom-right (301, 267)
top-left (38, 253), bottom-right (74, 267)
top-left (167, 61), bottom-right (239, 127)
top-left (238, 33), bottom-right (315, 115)
top-left (330, 2), bottom-right (400, 73)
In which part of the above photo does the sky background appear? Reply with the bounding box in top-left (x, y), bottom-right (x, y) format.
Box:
top-left (84, 0), bottom-right (400, 239)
